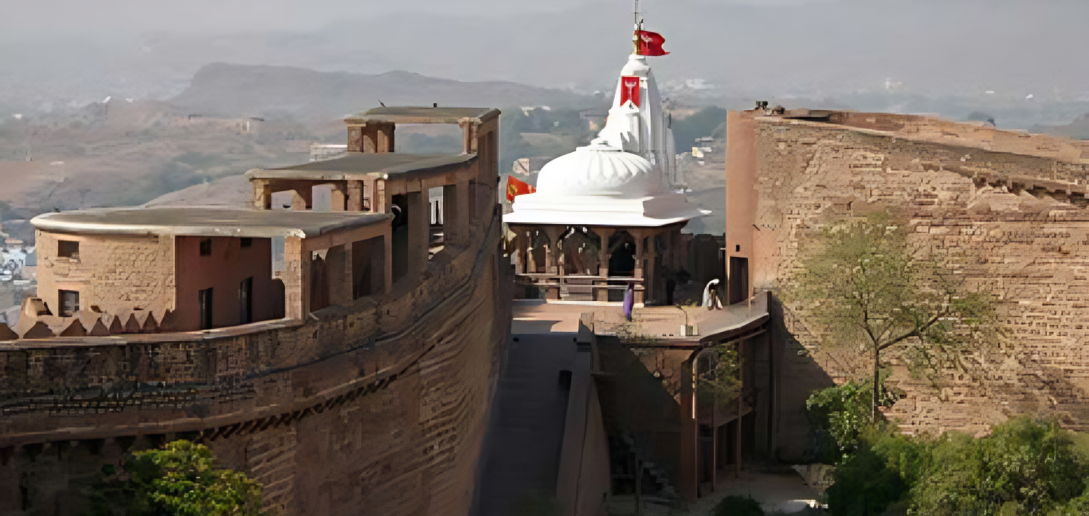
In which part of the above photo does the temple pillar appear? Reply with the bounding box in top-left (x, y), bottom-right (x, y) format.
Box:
top-left (543, 226), bottom-right (565, 300)
top-left (679, 353), bottom-right (698, 501)
top-left (527, 230), bottom-right (539, 274)
top-left (633, 229), bottom-right (646, 304)
top-left (284, 237), bottom-right (310, 320)
top-left (407, 191), bottom-right (429, 276)
top-left (253, 180), bottom-right (272, 210)
top-left (347, 181), bottom-right (364, 211)
top-left (646, 233), bottom-right (658, 304)
top-left (592, 227), bottom-right (615, 302)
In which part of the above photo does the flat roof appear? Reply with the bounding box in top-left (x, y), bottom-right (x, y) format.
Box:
top-left (246, 152), bottom-right (475, 181)
top-left (345, 106), bottom-right (499, 125)
top-left (32, 207), bottom-right (391, 239)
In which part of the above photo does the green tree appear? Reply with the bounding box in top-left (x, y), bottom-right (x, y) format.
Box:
top-left (910, 418), bottom-right (1088, 516)
top-left (86, 440), bottom-right (266, 516)
top-left (797, 212), bottom-right (998, 420)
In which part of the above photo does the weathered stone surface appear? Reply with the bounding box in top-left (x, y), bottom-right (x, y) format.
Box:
top-left (744, 113), bottom-right (1089, 443)
top-left (0, 211), bottom-right (511, 516)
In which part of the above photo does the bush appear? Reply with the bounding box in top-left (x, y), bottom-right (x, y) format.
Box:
top-left (821, 417), bottom-right (1089, 516)
top-left (909, 418), bottom-right (1088, 516)
top-left (711, 495), bottom-right (764, 516)
top-left (86, 440), bottom-right (265, 516)
top-left (825, 426), bottom-right (928, 516)
top-left (806, 380), bottom-right (898, 464)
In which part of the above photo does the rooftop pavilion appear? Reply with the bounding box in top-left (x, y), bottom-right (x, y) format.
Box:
top-left (247, 105), bottom-right (500, 286)
top-left (29, 206), bottom-right (393, 335)
top-left (11, 104), bottom-right (500, 341)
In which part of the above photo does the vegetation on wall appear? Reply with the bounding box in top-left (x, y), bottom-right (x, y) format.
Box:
top-left (85, 440), bottom-right (266, 516)
top-left (795, 211), bottom-right (1000, 419)
top-left (816, 416), bottom-right (1089, 516)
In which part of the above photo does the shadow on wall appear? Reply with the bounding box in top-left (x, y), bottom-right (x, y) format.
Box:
top-left (594, 339), bottom-right (685, 488)
top-left (767, 295), bottom-right (837, 464)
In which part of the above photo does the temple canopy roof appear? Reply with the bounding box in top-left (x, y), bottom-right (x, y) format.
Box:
top-left (535, 139), bottom-right (661, 198)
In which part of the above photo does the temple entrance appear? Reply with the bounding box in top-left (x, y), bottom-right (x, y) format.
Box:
top-left (608, 232), bottom-right (636, 302)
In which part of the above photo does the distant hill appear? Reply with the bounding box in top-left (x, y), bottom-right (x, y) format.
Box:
top-left (169, 63), bottom-right (592, 121)
top-left (1032, 114), bottom-right (1089, 140)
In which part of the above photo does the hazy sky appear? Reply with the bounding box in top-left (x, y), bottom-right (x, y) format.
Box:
top-left (1, 0), bottom-right (835, 37)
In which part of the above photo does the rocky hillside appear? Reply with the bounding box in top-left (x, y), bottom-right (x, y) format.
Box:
top-left (170, 63), bottom-right (591, 121)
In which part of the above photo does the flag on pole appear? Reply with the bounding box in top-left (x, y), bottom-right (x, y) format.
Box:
top-left (636, 30), bottom-right (669, 56)
top-left (506, 175), bottom-right (536, 202)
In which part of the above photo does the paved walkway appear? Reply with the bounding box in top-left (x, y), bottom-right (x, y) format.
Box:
top-left (512, 294), bottom-right (769, 344)
top-left (476, 330), bottom-right (580, 516)
top-left (606, 472), bottom-right (822, 516)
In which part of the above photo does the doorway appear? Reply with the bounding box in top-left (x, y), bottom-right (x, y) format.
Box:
top-left (728, 257), bottom-right (749, 305)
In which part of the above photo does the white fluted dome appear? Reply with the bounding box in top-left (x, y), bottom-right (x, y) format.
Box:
top-left (535, 139), bottom-right (661, 198)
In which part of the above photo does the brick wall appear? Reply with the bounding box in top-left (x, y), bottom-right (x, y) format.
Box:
top-left (0, 210), bottom-right (511, 516)
top-left (744, 115), bottom-right (1089, 449)
top-left (35, 231), bottom-right (174, 318)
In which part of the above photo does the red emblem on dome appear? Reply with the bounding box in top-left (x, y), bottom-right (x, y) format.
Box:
top-left (621, 76), bottom-right (642, 107)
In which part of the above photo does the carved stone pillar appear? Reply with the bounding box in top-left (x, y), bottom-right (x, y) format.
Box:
top-left (592, 227), bottom-right (615, 302)
top-left (347, 181), bottom-right (364, 211)
top-left (633, 229), bottom-right (646, 304)
top-left (330, 183), bottom-right (347, 212)
top-left (284, 237), bottom-right (310, 320)
top-left (253, 179), bottom-right (272, 210)
top-left (407, 191), bottom-right (429, 276)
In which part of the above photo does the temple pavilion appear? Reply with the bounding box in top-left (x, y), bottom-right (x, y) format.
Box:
top-left (504, 50), bottom-right (708, 304)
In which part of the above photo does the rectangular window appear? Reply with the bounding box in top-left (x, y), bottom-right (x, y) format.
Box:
top-left (199, 238), bottom-right (212, 256)
top-left (59, 290), bottom-right (79, 317)
top-left (240, 237), bottom-right (253, 248)
top-left (239, 277), bottom-right (253, 325)
top-left (199, 288), bottom-right (214, 330)
top-left (58, 240), bottom-right (80, 259)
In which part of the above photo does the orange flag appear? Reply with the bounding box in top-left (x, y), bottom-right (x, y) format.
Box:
top-left (506, 175), bottom-right (536, 202)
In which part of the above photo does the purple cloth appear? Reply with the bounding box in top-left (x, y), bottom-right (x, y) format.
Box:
top-left (623, 284), bottom-right (635, 321)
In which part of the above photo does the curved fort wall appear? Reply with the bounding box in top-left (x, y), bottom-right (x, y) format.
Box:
top-left (727, 110), bottom-right (1089, 460)
top-left (0, 208), bottom-right (510, 515)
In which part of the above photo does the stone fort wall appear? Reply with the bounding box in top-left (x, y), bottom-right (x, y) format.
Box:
top-left (0, 211), bottom-right (510, 516)
top-left (744, 114), bottom-right (1089, 457)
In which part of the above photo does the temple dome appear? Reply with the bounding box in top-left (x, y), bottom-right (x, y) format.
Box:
top-left (535, 138), bottom-right (662, 198)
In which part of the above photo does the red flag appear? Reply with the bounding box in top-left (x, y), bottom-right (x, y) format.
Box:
top-left (620, 76), bottom-right (642, 107)
top-left (506, 175), bottom-right (536, 202)
top-left (636, 30), bottom-right (669, 56)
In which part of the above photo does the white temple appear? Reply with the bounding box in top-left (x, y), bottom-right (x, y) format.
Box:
top-left (504, 45), bottom-right (708, 304)
top-left (505, 54), bottom-right (706, 228)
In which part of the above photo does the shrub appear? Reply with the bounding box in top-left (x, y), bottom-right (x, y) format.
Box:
top-left (86, 440), bottom-right (265, 516)
top-left (711, 495), bottom-right (764, 516)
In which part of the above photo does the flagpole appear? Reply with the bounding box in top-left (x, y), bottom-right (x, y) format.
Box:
top-left (633, 0), bottom-right (640, 55)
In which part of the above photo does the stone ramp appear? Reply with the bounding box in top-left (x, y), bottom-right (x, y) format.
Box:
top-left (476, 333), bottom-right (579, 516)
